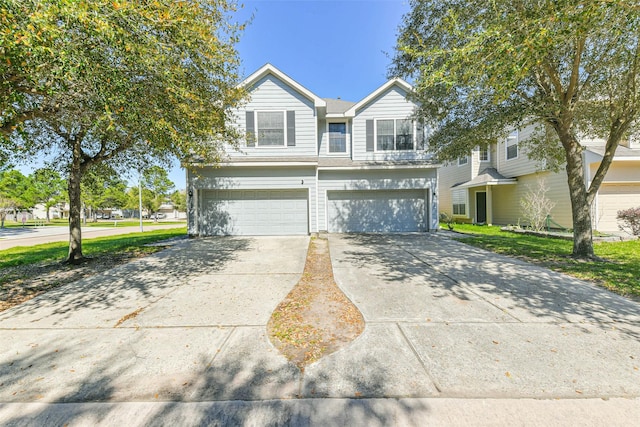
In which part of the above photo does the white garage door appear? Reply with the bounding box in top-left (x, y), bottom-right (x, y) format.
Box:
top-left (201, 189), bottom-right (308, 235)
top-left (328, 189), bottom-right (426, 233)
top-left (596, 184), bottom-right (640, 232)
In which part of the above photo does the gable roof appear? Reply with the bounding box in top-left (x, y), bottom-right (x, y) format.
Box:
top-left (452, 168), bottom-right (517, 189)
top-left (344, 78), bottom-right (414, 117)
top-left (241, 63), bottom-right (326, 108)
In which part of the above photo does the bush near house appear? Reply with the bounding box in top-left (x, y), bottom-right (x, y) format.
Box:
top-left (617, 207), bottom-right (640, 236)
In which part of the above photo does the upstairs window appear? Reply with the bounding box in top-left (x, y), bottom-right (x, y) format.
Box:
top-left (257, 111), bottom-right (285, 146)
top-left (396, 119), bottom-right (414, 150)
top-left (478, 146), bottom-right (490, 162)
top-left (506, 130), bottom-right (518, 160)
top-left (376, 119), bottom-right (414, 151)
top-left (328, 122), bottom-right (347, 153)
top-left (458, 156), bottom-right (469, 166)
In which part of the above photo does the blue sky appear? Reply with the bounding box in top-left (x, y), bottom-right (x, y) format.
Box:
top-left (170, 0), bottom-right (410, 188)
top-left (234, 0), bottom-right (410, 102)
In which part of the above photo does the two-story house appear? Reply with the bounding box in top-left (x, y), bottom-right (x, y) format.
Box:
top-left (439, 126), bottom-right (640, 232)
top-left (186, 64), bottom-right (439, 236)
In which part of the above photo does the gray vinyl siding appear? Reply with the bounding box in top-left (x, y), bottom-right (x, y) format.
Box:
top-left (317, 168), bottom-right (438, 232)
top-left (188, 166), bottom-right (317, 233)
top-left (231, 75), bottom-right (317, 157)
top-left (351, 86), bottom-right (431, 162)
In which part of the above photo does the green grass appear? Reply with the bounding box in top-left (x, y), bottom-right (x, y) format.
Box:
top-left (444, 223), bottom-right (640, 298)
top-left (0, 227), bottom-right (187, 269)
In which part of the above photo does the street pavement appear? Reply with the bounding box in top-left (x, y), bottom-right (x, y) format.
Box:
top-left (0, 222), bottom-right (185, 250)
top-left (0, 233), bottom-right (638, 426)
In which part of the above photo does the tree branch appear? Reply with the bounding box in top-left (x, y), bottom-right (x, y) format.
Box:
top-left (566, 35), bottom-right (586, 105)
top-left (0, 107), bottom-right (56, 136)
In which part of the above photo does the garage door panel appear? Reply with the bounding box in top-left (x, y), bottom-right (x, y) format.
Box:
top-left (328, 190), bottom-right (426, 233)
top-left (202, 189), bottom-right (308, 235)
top-left (597, 184), bottom-right (640, 232)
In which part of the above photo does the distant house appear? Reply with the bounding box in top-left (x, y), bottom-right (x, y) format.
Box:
top-left (187, 64), bottom-right (439, 235)
top-left (438, 125), bottom-right (640, 232)
top-left (157, 202), bottom-right (186, 219)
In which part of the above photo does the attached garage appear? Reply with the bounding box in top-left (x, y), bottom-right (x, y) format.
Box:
top-left (327, 189), bottom-right (427, 233)
top-left (596, 184), bottom-right (640, 232)
top-left (200, 189), bottom-right (308, 235)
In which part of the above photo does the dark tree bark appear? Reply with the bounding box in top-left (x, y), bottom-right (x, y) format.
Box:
top-left (66, 138), bottom-right (86, 264)
top-left (564, 145), bottom-right (594, 258)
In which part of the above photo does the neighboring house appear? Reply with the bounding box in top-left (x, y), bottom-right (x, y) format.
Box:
top-left (157, 202), bottom-right (186, 219)
top-left (438, 126), bottom-right (640, 232)
top-left (187, 64), bottom-right (439, 236)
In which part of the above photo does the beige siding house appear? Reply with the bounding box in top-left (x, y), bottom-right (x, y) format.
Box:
top-left (439, 127), bottom-right (640, 232)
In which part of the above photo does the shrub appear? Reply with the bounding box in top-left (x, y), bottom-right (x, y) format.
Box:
top-left (617, 207), bottom-right (640, 236)
top-left (520, 176), bottom-right (556, 231)
top-left (439, 212), bottom-right (455, 230)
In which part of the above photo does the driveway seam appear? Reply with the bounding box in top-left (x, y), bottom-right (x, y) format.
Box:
top-left (395, 323), bottom-right (443, 394)
top-left (206, 326), bottom-right (236, 367)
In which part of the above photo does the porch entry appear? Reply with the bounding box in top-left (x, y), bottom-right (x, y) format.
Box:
top-left (476, 191), bottom-right (487, 224)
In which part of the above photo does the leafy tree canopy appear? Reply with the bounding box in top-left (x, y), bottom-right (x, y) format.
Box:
top-left (392, 0), bottom-right (640, 257)
top-left (1, 0), bottom-right (246, 261)
top-left (0, 169), bottom-right (33, 211)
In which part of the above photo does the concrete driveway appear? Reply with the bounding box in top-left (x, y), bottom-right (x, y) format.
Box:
top-left (0, 233), bottom-right (639, 425)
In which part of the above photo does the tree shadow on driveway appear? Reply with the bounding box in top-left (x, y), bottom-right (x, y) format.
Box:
top-left (0, 237), bottom-right (252, 327)
top-left (331, 233), bottom-right (640, 338)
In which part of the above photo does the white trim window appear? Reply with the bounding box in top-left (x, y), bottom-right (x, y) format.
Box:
top-left (328, 122), bottom-right (348, 153)
top-left (257, 111), bottom-right (285, 147)
top-left (506, 130), bottom-right (518, 160)
top-left (452, 189), bottom-right (468, 216)
top-left (478, 146), bottom-right (490, 162)
top-left (458, 156), bottom-right (469, 166)
top-left (376, 119), bottom-right (414, 151)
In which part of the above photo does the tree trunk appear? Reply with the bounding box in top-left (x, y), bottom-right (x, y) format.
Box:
top-left (67, 149), bottom-right (85, 263)
top-left (564, 141), bottom-right (595, 258)
top-left (46, 206), bottom-right (50, 223)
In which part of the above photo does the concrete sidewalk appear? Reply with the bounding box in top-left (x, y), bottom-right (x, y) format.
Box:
top-left (0, 234), bottom-right (639, 425)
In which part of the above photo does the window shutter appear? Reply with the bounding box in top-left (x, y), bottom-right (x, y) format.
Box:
top-left (245, 111), bottom-right (255, 147)
top-left (287, 110), bottom-right (296, 146)
top-left (366, 119), bottom-right (374, 152)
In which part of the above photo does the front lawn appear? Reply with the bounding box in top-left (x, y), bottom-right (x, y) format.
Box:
top-left (0, 227), bottom-right (187, 269)
top-left (444, 223), bottom-right (640, 298)
top-left (0, 227), bottom-right (187, 312)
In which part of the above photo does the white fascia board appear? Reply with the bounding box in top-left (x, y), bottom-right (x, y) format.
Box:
top-left (241, 63), bottom-right (326, 108)
top-left (220, 162), bottom-right (318, 167)
top-left (318, 164), bottom-right (440, 171)
top-left (344, 78), bottom-right (414, 117)
top-left (612, 157), bottom-right (640, 161)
